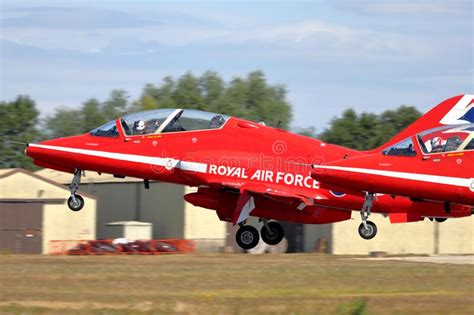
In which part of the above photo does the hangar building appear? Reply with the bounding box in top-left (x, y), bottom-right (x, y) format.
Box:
top-left (35, 169), bottom-right (227, 251)
top-left (0, 169), bottom-right (96, 254)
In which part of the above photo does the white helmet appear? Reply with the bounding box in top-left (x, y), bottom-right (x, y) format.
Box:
top-left (136, 120), bottom-right (146, 131)
top-left (431, 136), bottom-right (442, 148)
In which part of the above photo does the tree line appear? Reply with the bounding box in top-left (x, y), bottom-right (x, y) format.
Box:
top-left (0, 70), bottom-right (421, 169)
top-left (45, 71), bottom-right (292, 138)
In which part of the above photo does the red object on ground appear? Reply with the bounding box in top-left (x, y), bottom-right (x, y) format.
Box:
top-left (49, 239), bottom-right (195, 255)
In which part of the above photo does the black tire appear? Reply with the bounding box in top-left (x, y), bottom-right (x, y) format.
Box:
top-left (358, 221), bottom-right (377, 240)
top-left (435, 218), bottom-right (447, 223)
top-left (260, 222), bottom-right (285, 245)
top-left (67, 194), bottom-right (84, 211)
top-left (236, 226), bottom-right (260, 250)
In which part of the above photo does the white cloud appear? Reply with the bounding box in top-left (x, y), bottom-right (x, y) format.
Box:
top-left (333, 0), bottom-right (472, 16)
top-left (0, 4), bottom-right (434, 59)
top-left (223, 20), bottom-right (432, 59)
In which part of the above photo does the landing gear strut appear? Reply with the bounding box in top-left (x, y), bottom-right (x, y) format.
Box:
top-left (67, 169), bottom-right (84, 212)
top-left (260, 220), bottom-right (285, 245)
top-left (358, 193), bottom-right (377, 240)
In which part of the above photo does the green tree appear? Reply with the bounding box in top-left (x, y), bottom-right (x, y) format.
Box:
top-left (102, 89), bottom-right (129, 120)
top-left (42, 70), bottom-right (294, 140)
top-left (142, 77), bottom-right (177, 109)
top-left (376, 106), bottom-right (422, 145)
top-left (320, 106), bottom-right (422, 150)
top-left (46, 107), bottom-right (83, 138)
top-left (199, 71), bottom-right (224, 110)
top-left (172, 72), bottom-right (203, 109)
top-left (213, 77), bottom-right (248, 118)
top-left (295, 126), bottom-right (318, 138)
top-left (211, 71), bottom-right (292, 128)
top-left (0, 96), bottom-right (42, 169)
top-left (130, 94), bottom-right (158, 112)
top-left (81, 98), bottom-right (106, 132)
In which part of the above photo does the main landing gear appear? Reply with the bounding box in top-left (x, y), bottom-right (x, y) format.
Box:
top-left (429, 217), bottom-right (447, 223)
top-left (235, 220), bottom-right (285, 250)
top-left (358, 193), bottom-right (377, 240)
top-left (67, 169), bottom-right (85, 212)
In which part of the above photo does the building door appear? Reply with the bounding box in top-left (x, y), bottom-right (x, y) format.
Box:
top-left (0, 203), bottom-right (43, 254)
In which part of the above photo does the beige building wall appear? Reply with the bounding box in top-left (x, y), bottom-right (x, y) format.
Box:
top-left (0, 170), bottom-right (96, 253)
top-left (330, 213), bottom-right (473, 255)
top-left (184, 187), bottom-right (227, 251)
top-left (43, 202), bottom-right (96, 253)
top-left (332, 214), bottom-right (435, 255)
top-left (438, 217), bottom-right (474, 254)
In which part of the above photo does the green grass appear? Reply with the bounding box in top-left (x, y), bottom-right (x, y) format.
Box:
top-left (0, 254), bottom-right (472, 314)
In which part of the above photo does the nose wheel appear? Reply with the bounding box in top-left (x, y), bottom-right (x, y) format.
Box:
top-left (67, 169), bottom-right (84, 212)
top-left (235, 225), bottom-right (260, 250)
top-left (67, 194), bottom-right (84, 211)
top-left (358, 221), bottom-right (377, 239)
top-left (358, 193), bottom-right (378, 240)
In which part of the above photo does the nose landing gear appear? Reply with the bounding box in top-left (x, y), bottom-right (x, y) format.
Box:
top-left (358, 193), bottom-right (377, 240)
top-left (67, 169), bottom-right (84, 212)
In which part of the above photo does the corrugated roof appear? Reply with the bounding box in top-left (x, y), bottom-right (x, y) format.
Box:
top-left (35, 168), bottom-right (143, 184)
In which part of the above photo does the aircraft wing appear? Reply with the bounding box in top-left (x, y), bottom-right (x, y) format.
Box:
top-left (205, 180), bottom-right (326, 225)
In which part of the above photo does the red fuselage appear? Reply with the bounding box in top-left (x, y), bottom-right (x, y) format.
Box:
top-left (312, 126), bottom-right (474, 207)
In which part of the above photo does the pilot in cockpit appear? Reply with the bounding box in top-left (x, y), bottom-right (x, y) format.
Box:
top-left (209, 115), bottom-right (225, 129)
top-left (430, 137), bottom-right (443, 153)
top-left (133, 120), bottom-right (146, 135)
top-left (145, 119), bottom-right (161, 134)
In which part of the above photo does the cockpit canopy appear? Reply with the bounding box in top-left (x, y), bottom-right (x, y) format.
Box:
top-left (382, 123), bottom-right (474, 156)
top-left (416, 124), bottom-right (474, 154)
top-left (90, 109), bottom-right (230, 137)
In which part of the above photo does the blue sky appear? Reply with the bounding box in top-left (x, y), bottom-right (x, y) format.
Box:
top-left (1, 0), bottom-right (472, 131)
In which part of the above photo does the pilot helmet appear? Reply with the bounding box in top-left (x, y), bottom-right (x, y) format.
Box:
top-left (136, 120), bottom-right (146, 132)
top-left (431, 137), bottom-right (442, 148)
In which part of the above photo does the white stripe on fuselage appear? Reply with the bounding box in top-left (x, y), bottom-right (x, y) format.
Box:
top-left (29, 143), bottom-right (208, 173)
top-left (314, 165), bottom-right (471, 188)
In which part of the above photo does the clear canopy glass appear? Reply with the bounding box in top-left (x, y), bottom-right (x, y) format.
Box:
top-left (416, 124), bottom-right (474, 154)
top-left (382, 137), bottom-right (417, 156)
top-left (119, 109), bottom-right (230, 136)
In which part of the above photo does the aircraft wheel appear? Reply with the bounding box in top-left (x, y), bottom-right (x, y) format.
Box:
top-left (358, 221), bottom-right (377, 240)
top-left (67, 194), bottom-right (84, 212)
top-left (435, 218), bottom-right (447, 223)
top-left (236, 226), bottom-right (260, 250)
top-left (260, 221), bottom-right (285, 245)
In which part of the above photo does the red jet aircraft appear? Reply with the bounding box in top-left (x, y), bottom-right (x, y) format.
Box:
top-left (311, 94), bottom-right (474, 225)
top-left (25, 95), bottom-right (473, 249)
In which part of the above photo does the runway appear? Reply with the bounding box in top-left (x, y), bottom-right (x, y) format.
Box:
top-left (355, 255), bottom-right (474, 265)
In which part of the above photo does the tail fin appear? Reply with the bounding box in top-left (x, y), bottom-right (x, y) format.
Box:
top-left (376, 94), bottom-right (473, 150)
